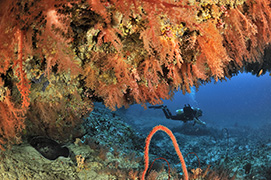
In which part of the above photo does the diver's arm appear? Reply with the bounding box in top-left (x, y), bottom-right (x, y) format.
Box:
top-left (193, 117), bottom-right (206, 125)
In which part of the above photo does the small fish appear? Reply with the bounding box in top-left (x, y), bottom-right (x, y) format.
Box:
top-left (42, 80), bottom-right (50, 92)
top-left (257, 69), bottom-right (263, 77)
top-left (29, 136), bottom-right (70, 160)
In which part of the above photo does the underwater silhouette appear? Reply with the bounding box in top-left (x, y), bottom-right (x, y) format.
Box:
top-left (29, 136), bottom-right (70, 160)
top-left (149, 104), bottom-right (206, 125)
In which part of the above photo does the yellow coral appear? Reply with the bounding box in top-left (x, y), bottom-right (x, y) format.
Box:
top-left (76, 154), bottom-right (85, 172)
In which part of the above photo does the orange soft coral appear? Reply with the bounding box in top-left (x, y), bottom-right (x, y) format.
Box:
top-left (0, 91), bottom-right (25, 150)
top-left (1, 0), bottom-right (271, 149)
top-left (12, 30), bottom-right (31, 109)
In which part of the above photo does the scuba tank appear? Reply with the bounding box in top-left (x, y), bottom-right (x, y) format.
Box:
top-left (176, 109), bottom-right (184, 115)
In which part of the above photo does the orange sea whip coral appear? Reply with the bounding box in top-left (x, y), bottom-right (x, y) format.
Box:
top-left (142, 125), bottom-right (188, 180)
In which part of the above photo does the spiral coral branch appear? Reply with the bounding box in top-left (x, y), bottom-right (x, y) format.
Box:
top-left (142, 125), bottom-right (188, 180)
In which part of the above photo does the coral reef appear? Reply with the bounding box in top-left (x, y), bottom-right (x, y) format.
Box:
top-left (1, 108), bottom-right (271, 179)
top-left (82, 103), bottom-right (145, 151)
top-left (0, 0), bottom-right (271, 148)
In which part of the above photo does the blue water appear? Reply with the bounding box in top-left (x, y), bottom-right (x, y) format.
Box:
top-left (124, 72), bottom-right (271, 131)
top-left (90, 72), bottom-right (271, 178)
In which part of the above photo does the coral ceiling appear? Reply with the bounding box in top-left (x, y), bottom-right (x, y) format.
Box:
top-left (0, 0), bottom-right (271, 147)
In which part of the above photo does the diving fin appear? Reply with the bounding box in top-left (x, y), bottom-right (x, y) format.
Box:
top-left (148, 105), bottom-right (164, 109)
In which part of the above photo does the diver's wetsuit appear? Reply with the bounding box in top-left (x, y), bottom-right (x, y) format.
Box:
top-left (149, 104), bottom-right (202, 123)
top-left (163, 104), bottom-right (198, 122)
top-left (161, 106), bottom-right (185, 120)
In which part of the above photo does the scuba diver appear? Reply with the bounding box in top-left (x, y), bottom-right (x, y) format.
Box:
top-left (149, 104), bottom-right (206, 125)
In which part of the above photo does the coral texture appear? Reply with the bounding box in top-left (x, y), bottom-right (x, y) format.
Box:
top-left (0, 0), bottom-right (271, 147)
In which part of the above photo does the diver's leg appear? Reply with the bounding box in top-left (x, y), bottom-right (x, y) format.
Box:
top-left (162, 108), bottom-right (170, 119)
top-left (165, 107), bottom-right (173, 117)
top-left (162, 106), bottom-right (173, 119)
